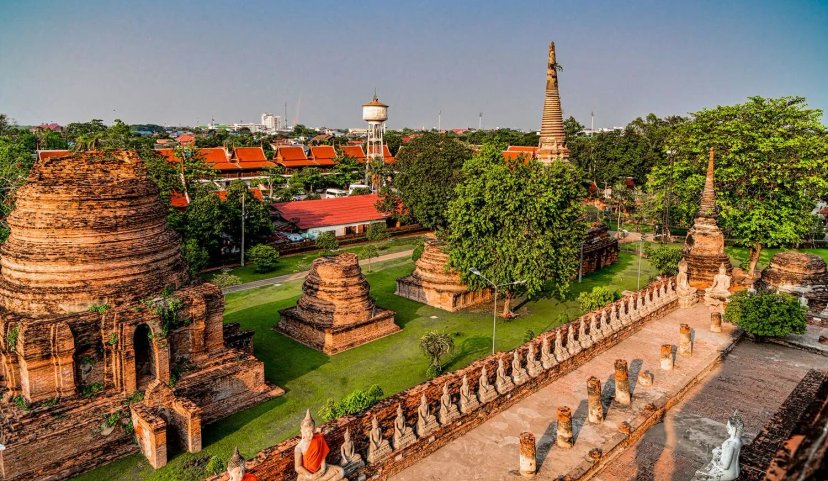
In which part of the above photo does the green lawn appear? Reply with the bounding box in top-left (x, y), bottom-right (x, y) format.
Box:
top-left (73, 252), bottom-right (656, 481)
top-left (202, 235), bottom-right (426, 284)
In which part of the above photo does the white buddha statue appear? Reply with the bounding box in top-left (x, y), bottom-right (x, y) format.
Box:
top-left (294, 410), bottom-right (345, 481)
top-left (694, 411), bottom-right (743, 481)
top-left (704, 263), bottom-right (732, 306)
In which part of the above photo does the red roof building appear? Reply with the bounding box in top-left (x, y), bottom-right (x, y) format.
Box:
top-left (233, 147), bottom-right (276, 171)
top-left (309, 145), bottom-right (337, 167)
top-left (177, 134), bottom-right (196, 146)
top-left (502, 145), bottom-right (538, 161)
top-left (273, 194), bottom-right (388, 236)
top-left (340, 145), bottom-right (366, 161)
top-left (36, 150), bottom-right (70, 161)
top-left (275, 146), bottom-right (312, 171)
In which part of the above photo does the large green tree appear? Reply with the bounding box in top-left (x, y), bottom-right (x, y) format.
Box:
top-left (446, 144), bottom-right (585, 317)
top-left (650, 96), bottom-right (828, 275)
top-left (377, 132), bottom-right (472, 230)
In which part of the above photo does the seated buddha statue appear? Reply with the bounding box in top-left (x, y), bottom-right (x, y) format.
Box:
top-left (338, 427), bottom-right (364, 476)
top-left (459, 373), bottom-right (479, 414)
top-left (227, 447), bottom-right (257, 481)
top-left (438, 383), bottom-right (460, 425)
top-left (704, 263), bottom-right (732, 306)
top-left (477, 366), bottom-right (497, 403)
top-left (693, 411), bottom-right (743, 481)
top-left (294, 410), bottom-right (345, 481)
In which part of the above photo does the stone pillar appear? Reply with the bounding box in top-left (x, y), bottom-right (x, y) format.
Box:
top-left (660, 344), bottom-right (673, 370)
top-left (587, 376), bottom-right (603, 423)
top-left (614, 359), bottom-right (631, 405)
top-left (519, 432), bottom-right (537, 478)
top-left (679, 323), bottom-right (692, 356)
top-left (638, 370), bottom-right (654, 386)
top-left (710, 312), bottom-right (722, 333)
top-left (556, 406), bottom-right (574, 448)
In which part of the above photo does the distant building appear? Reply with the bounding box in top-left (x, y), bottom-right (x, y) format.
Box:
top-left (273, 194), bottom-right (389, 238)
top-left (261, 112), bottom-right (283, 132)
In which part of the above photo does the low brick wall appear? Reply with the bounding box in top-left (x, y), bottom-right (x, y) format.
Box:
top-left (206, 278), bottom-right (679, 481)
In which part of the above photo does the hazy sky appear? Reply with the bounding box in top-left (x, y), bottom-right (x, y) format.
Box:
top-left (1, 0), bottom-right (826, 130)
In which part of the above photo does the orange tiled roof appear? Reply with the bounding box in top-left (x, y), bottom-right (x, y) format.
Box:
top-left (170, 191), bottom-right (189, 208)
top-left (217, 188), bottom-right (265, 202)
top-left (340, 145), bottom-right (366, 160)
top-left (273, 194), bottom-right (387, 230)
top-left (234, 146), bottom-right (276, 170)
top-left (37, 150), bottom-right (71, 161)
top-left (506, 146), bottom-right (538, 153)
top-left (310, 146), bottom-right (337, 166)
top-left (199, 147), bottom-right (230, 164)
top-left (502, 150), bottom-right (535, 161)
top-left (156, 148), bottom-right (178, 163)
top-left (276, 146), bottom-right (308, 161)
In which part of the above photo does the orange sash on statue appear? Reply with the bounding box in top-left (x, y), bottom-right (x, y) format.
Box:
top-left (241, 473), bottom-right (258, 481)
top-left (302, 433), bottom-right (330, 473)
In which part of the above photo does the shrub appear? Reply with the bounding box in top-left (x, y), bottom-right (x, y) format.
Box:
top-left (318, 384), bottom-right (384, 422)
top-left (365, 222), bottom-right (390, 242)
top-left (644, 244), bottom-right (683, 276)
top-left (211, 269), bottom-right (242, 288)
top-left (248, 244), bottom-right (280, 273)
top-left (412, 239), bottom-right (425, 262)
top-left (724, 290), bottom-right (807, 338)
top-left (181, 239), bottom-right (210, 278)
top-left (578, 286), bottom-right (620, 312)
top-left (420, 331), bottom-right (455, 376)
top-left (315, 231), bottom-right (339, 254)
top-left (350, 187), bottom-right (371, 196)
top-left (361, 244), bottom-right (379, 272)
top-left (523, 329), bottom-right (536, 342)
top-left (88, 304), bottom-right (110, 314)
top-left (6, 325), bottom-right (19, 353)
top-left (205, 455), bottom-right (226, 476)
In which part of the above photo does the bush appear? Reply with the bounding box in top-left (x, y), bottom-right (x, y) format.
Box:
top-left (724, 290), bottom-right (807, 338)
top-left (318, 384), bottom-right (384, 422)
top-left (365, 222), bottom-right (390, 242)
top-left (181, 238), bottom-right (209, 278)
top-left (412, 239), bottom-right (425, 262)
top-left (350, 187), bottom-right (371, 196)
top-left (315, 231), bottom-right (339, 253)
top-left (204, 455), bottom-right (226, 476)
top-left (644, 244), bottom-right (683, 276)
top-left (578, 286), bottom-right (620, 312)
top-left (211, 269), bottom-right (242, 288)
top-left (248, 244), bottom-right (280, 273)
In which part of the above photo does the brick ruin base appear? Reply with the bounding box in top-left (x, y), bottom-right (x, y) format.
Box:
top-left (395, 240), bottom-right (492, 312)
top-left (276, 253), bottom-right (400, 355)
top-left (581, 224), bottom-right (619, 276)
top-left (209, 278), bottom-right (678, 481)
top-left (756, 252), bottom-right (828, 322)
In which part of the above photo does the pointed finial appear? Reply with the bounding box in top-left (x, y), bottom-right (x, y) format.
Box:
top-left (301, 409), bottom-right (315, 430)
top-left (707, 146), bottom-right (715, 181)
top-left (228, 446), bottom-right (244, 469)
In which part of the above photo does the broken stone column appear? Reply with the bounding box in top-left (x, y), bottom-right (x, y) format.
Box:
top-left (638, 370), bottom-right (654, 386)
top-left (710, 312), bottom-right (722, 333)
top-left (587, 376), bottom-right (603, 423)
top-left (556, 406), bottom-right (574, 448)
top-left (679, 323), bottom-right (692, 356)
top-left (519, 432), bottom-right (537, 478)
top-left (660, 344), bottom-right (674, 370)
top-left (614, 359), bottom-right (631, 405)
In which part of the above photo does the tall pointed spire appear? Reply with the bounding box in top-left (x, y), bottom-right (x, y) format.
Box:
top-left (699, 147), bottom-right (716, 217)
top-left (537, 40), bottom-right (570, 164)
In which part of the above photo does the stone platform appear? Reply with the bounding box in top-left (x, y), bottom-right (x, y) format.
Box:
top-left (389, 304), bottom-right (739, 481)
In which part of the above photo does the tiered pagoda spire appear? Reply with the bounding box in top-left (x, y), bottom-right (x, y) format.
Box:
top-left (699, 147), bottom-right (717, 218)
top-left (537, 40), bottom-right (570, 164)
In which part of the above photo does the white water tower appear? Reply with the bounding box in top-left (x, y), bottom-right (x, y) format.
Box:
top-left (362, 94), bottom-right (388, 177)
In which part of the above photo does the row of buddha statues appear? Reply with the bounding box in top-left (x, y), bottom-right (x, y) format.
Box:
top-left (676, 259), bottom-right (733, 308)
top-left (226, 279), bottom-right (679, 481)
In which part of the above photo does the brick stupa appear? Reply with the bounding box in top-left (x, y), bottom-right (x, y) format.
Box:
top-left (682, 147), bottom-right (732, 286)
top-left (0, 151), bottom-right (282, 480)
top-left (537, 40), bottom-right (570, 164)
top-left (757, 252), bottom-right (828, 319)
top-left (277, 253), bottom-right (399, 354)
top-left (395, 239), bottom-right (493, 311)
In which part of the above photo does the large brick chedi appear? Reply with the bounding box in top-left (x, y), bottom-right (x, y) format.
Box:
top-left (395, 240), bottom-right (492, 311)
top-left (682, 147), bottom-right (731, 286)
top-left (277, 253), bottom-right (400, 354)
top-left (757, 252), bottom-right (828, 320)
top-left (0, 151), bottom-right (281, 481)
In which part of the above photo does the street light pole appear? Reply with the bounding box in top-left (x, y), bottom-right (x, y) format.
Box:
top-left (240, 191), bottom-right (246, 267)
top-left (469, 268), bottom-right (526, 355)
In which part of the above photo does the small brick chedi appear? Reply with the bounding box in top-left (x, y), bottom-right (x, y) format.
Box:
top-left (0, 151), bottom-right (280, 480)
top-left (757, 252), bottom-right (828, 319)
top-left (683, 147), bottom-right (732, 286)
top-left (277, 253), bottom-right (399, 354)
top-left (395, 239), bottom-right (492, 311)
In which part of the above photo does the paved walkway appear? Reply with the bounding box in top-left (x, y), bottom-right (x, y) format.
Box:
top-left (221, 249), bottom-right (413, 294)
top-left (390, 303), bottom-right (739, 481)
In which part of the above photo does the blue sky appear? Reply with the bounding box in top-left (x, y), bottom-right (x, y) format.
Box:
top-left (1, 0), bottom-right (826, 130)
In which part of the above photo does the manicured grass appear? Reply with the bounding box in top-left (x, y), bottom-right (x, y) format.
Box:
top-left (725, 246), bottom-right (828, 271)
top-left (72, 252), bottom-right (656, 481)
top-left (202, 235), bottom-right (426, 284)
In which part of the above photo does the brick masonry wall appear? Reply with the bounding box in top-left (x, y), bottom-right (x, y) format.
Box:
top-left (206, 278), bottom-right (678, 481)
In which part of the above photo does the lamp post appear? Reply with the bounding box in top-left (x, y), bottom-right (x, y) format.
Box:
top-left (469, 268), bottom-right (526, 354)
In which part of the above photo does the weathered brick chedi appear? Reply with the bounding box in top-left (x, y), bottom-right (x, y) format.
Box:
top-left (0, 151), bottom-right (281, 481)
top-left (757, 252), bottom-right (828, 320)
top-left (682, 147), bottom-right (732, 286)
top-left (395, 240), bottom-right (492, 311)
top-left (277, 253), bottom-right (400, 354)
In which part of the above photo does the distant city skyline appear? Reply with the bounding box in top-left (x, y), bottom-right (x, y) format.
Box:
top-left (1, 0), bottom-right (826, 130)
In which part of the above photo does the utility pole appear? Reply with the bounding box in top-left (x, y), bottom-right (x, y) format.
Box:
top-left (438, 110), bottom-right (442, 131)
top-left (240, 192), bottom-right (245, 267)
top-left (479, 112), bottom-right (483, 130)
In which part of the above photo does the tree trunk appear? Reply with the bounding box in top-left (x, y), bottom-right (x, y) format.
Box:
top-left (501, 291), bottom-right (514, 319)
top-left (747, 242), bottom-right (762, 278)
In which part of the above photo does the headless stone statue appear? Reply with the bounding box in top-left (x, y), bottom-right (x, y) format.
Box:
top-left (438, 383), bottom-right (461, 425)
top-left (367, 415), bottom-right (391, 465)
top-left (540, 335), bottom-right (556, 369)
top-left (609, 303), bottom-right (623, 330)
top-left (459, 374), bottom-right (480, 414)
top-left (554, 328), bottom-right (568, 362)
top-left (704, 263), bottom-right (732, 307)
top-left (693, 411), bottom-right (744, 481)
top-left (227, 447), bottom-right (257, 481)
top-left (677, 259), bottom-right (699, 307)
top-left (338, 428), bottom-right (364, 477)
top-left (495, 358), bottom-right (515, 394)
top-left (415, 393), bottom-right (439, 438)
top-left (526, 342), bottom-right (544, 377)
top-left (478, 366), bottom-right (497, 403)
top-left (392, 404), bottom-right (416, 450)
top-left (578, 317), bottom-right (593, 349)
top-left (510, 350), bottom-right (529, 385)
top-left (294, 410), bottom-right (345, 481)
top-left (566, 325), bottom-right (580, 356)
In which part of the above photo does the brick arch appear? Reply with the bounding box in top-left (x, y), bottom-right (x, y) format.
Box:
top-left (119, 319), bottom-right (171, 394)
